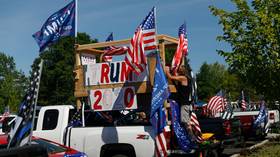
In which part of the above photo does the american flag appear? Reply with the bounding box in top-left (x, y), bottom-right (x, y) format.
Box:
top-left (0, 107), bottom-right (10, 123)
top-left (102, 32), bottom-right (128, 62)
top-left (171, 23), bottom-right (188, 74)
top-left (190, 112), bottom-right (203, 142)
top-left (125, 7), bottom-right (156, 75)
top-left (206, 91), bottom-right (225, 117)
top-left (241, 91), bottom-right (246, 111)
top-left (221, 98), bottom-right (234, 120)
top-left (8, 60), bottom-right (43, 148)
top-left (154, 109), bottom-right (169, 157)
top-left (68, 109), bottom-right (82, 127)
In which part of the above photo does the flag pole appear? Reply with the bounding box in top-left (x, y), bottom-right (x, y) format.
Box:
top-left (75, 0), bottom-right (78, 39)
top-left (82, 102), bottom-right (85, 127)
top-left (154, 7), bottom-right (157, 41)
top-left (29, 59), bottom-right (44, 144)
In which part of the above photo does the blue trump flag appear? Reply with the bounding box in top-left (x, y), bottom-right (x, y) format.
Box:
top-left (150, 53), bottom-right (170, 157)
top-left (150, 53), bottom-right (170, 117)
top-left (33, 1), bottom-right (75, 52)
top-left (253, 100), bottom-right (269, 133)
top-left (169, 99), bottom-right (195, 153)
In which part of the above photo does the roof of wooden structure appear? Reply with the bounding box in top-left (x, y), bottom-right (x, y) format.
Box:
top-left (75, 34), bottom-right (178, 55)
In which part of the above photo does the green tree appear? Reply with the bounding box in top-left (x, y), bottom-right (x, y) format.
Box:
top-left (209, 0), bottom-right (280, 101)
top-left (33, 33), bottom-right (97, 106)
top-left (0, 52), bottom-right (28, 112)
top-left (196, 62), bottom-right (246, 101)
top-left (196, 62), bottom-right (226, 101)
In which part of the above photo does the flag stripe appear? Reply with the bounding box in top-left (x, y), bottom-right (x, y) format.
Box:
top-left (125, 7), bottom-right (155, 75)
top-left (171, 23), bottom-right (188, 73)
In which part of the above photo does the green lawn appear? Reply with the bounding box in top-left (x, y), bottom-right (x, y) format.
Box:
top-left (240, 142), bottom-right (280, 157)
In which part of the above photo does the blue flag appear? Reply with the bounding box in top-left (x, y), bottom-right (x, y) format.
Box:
top-left (105, 32), bottom-right (113, 42)
top-left (253, 101), bottom-right (268, 128)
top-left (150, 53), bottom-right (170, 118)
top-left (33, 1), bottom-right (75, 52)
top-left (150, 53), bottom-right (170, 156)
top-left (169, 99), bottom-right (195, 153)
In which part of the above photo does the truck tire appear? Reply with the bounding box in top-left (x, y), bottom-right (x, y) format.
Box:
top-left (204, 149), bottom-right (218, 157)
top-left (112, 154), bottom-right (128, 157)
top-left (100, 143), bottom-right (136, 157)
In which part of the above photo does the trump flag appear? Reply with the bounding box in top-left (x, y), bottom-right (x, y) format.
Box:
top-left (33, 1), bottom-right (75, 52)
top-left (150, 53), bottom-right (170, 157)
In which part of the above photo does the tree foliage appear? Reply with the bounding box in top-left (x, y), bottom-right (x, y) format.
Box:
top-left (33, 33), bottom-right (97, 106)
top-left (196, 62), bottom-right (247, 102)
top-left (0, 52), bottom-right (28, 112)
top-left (209, 0), bottom-right (280, 101)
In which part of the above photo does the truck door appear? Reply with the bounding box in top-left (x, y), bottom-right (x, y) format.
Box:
top-left (33, 106), bottom-right (70, 144)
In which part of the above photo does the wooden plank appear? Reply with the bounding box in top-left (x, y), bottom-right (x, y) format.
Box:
top-left (85, 81), bottom-right (152, 93)
top-left (77, 49), bottom-right (105, 55)
top-left (76, 34), bottom-right (179, 51)
top-left (148, 56), bottom-right (156, 86)
top-left (75, 91), bottom-right (88, 97)
top-left (159, 43), bottom-right (166, 65)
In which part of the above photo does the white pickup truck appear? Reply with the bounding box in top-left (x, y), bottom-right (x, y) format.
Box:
top-left (33, 105), bottom-right (156, 157)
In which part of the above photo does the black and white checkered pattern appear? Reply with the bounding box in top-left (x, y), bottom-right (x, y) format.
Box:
top-left (221, 98), bottom-right (234, 120)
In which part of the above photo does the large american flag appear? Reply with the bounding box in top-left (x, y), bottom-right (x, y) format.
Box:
top-left (102, 32), bottom-right (128, 62)
top-left (206, 91), bottom-right (225, 117)
top-left (8, 60), bottom-right (43, 148)
top-left (125, 7), bottom-right (156, 75)
top-left (171, 23), bottom-right (188, 74)
top-left (241, 90), bottom-right (246, 111)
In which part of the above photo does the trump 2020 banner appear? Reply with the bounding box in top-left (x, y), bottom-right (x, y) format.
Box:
top-left (88, 87), bottom-right (138, 111)
top-left (33, 1), bottom-right (75, 52)
top-left (84, 61), bottom-right (149, 86)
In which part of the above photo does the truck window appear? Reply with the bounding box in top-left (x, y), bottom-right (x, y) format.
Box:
top-left (43, 110), bottom-right (58, 130)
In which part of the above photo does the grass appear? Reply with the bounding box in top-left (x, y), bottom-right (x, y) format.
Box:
top-left (240, 140), bottom-right (280, 157)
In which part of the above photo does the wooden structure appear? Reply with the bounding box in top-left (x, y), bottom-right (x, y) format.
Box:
top-left (74, 34), bottom-right (179, 107)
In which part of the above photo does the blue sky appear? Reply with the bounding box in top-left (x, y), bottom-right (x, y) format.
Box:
top-left (0, 0), bottom-right (234, 75)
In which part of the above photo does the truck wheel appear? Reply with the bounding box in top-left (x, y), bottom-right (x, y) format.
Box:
top-left (204, 149), bottom-right (218, 157)
top-left (112, 154), bottom-right (128, 157)
top-left (100, 144), bottom-right (136, 157)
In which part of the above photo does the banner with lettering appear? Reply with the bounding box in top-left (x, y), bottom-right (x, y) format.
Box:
top-left (32, 1), bottom-right (75, 52)
top-left (81, 53), bottom-right (96, 65)
top-left (84, 61), bottom-right (149, 86)
top-left (88, 86), bottom-right (137, 111)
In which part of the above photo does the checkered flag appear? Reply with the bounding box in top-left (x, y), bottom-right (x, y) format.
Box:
top-left (8, 60), bottom-right (43, 148)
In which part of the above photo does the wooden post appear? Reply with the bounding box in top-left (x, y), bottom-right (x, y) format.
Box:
top-left (75, 44), bottom-right (82, 109)
top-left (159, 42), bottom-right (166, 65)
